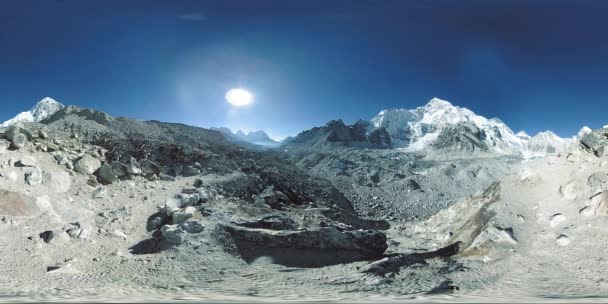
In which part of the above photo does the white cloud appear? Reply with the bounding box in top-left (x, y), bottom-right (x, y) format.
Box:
top-left (178, 13), bottom-right (206, 21)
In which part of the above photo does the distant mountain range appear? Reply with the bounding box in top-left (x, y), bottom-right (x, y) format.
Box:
top-left (2, 97), bottom-right (591, 156)
top-left (286, 97), bottom-right (590, 156)
top-left (210, 127), bottom-right (280, 147)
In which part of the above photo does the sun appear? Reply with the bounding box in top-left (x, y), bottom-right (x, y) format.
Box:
top-left (226, 88), bottom-right (254, 107)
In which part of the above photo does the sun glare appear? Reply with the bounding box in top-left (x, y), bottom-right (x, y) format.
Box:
top-left (226, 88), bottom-right (254, 107)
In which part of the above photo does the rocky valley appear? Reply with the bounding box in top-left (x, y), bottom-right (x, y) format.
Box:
top-left (1, 97), bottom-right (608, 302)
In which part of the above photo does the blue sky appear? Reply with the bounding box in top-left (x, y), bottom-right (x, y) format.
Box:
top-left (2, 0), bottom-right (608, 139)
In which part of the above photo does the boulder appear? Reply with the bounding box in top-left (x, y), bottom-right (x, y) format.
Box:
top-left (126, 157), bottom-right (142, 175)
top-left (0, 190), bottom-right (41, 217)
top-left (42, 171), bottom-right (72, 193)
top-left (10, 133), bottom-right (27, 149)
top-left (140, 159), bottom-right (161, 175)
top-left (180, 220), bottom-right (204, 233)
top-left (95, 163), bottom-right (117, 184)
top-left (581, 129), bottom-right (608, 157)
top-left (74, 154), bottom-right (101, 175)
top-left (172, 206), bottom-right (196, 224)
top-left (588, 172), bottom-right (608, 191)
top-left (182, 165), bottom-right (199, 177)
top-left (235, 214), bottom-right (298, 230)
top-left (161, 224), bottom-right (186, 244)
top-left (222, 225), bottom-right (387, 266)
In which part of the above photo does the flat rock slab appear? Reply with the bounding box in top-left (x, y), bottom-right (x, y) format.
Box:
top-left (0, 190), bottom-right (40, 217)
top-left (221, 224), bottom-right (387, 267)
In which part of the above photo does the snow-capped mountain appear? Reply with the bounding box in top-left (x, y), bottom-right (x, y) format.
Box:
top-left (211, 127), bottom-right (279, 147)
top-left (1, 97), bottom-right (65, 127)
top-left (368, 97), bottom-right (572, 155)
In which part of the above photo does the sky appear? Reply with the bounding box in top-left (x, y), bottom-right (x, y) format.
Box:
top-left (2, 0), bottom-right (608, 140)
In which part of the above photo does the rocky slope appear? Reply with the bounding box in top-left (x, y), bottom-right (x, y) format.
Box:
top-left (3, 98), bottom-right (608, 302)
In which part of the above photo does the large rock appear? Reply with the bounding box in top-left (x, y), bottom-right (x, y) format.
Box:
top-left (161, 224), bottom-right (186, 244)
top-left (74, 154), bottom-right (101, 175)
top-left (221, 225), bottom-right (387, 266)
top-left (42, 171), bottom-right (72, 193)
top-left (0, 190), bottom-right (41, 217)
top-left (5, 126), bottom-right (29, 149)
top-left (95, 163), bottom-right (117, 184)
top-left (581, 129), bottom-right (608, 157)
top-left (234, 214), bottom-right (298, 230)
top-left (172, 206), bottom-right (196, 224)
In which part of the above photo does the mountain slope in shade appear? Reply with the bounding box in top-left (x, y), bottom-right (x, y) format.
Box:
top-left (1, 97), bottom-right (65, 127)
top-left (211, 127), bottom-right (279, 147)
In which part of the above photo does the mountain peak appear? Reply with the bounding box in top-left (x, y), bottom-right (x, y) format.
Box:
top-left (1, 97), bottom-right (65, 127)
top-left (426, 97), bottom-right (453, 108)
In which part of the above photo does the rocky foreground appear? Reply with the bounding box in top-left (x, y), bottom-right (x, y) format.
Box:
top-left (2, 105), bottom-right (608, 301)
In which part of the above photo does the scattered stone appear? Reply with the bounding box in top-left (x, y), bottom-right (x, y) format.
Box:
top-left (16, 156), bottom-right (37, 167)
top-left (93, 188), bottom-right (107, 199)
top-left (182, 165), bottom-right (199, 177)
top-left (96, 163), bottom-right (117, 184)
top-left (126, 157), bottom-right (142, 175)
top-left (172, 206), bottom-right (196, 224)
top-left (74, 154), bottom-right (102, 175)
top-left (159, 173), bottom-right (176, 181)
top-left (23, 167), bottom-right (42, 185)
top-left (66, 228), bottom-right (83, 238)
top-left (161, 224), bottom-right (186, 244)
top-left (193, 178), bottom-right (204, 188)
top-left (39, 230), bottom-right (55, 243)
top-left (549, 213), bottom-right (566, 228)
top-left (10, 133), bottom-right (27, 149)
top-left (556, 235), bottom-right (570, 246)
top-left (587, 172), bottom-right (608, 190)
top-left (559, 180), bottom-right (581, 200)
top-left (42, 171), bottom-right (72, 193)
top-left (179, 220), bottom-right (204, 233)
top-left (581, 129), bottom-right (608, 157)
top-left (235, 214), bottom-right (298, 230)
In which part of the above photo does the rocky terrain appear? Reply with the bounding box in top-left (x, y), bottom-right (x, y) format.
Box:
top-left (2, 97), bottom-right (608, 302)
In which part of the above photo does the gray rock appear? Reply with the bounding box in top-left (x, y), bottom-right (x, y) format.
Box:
top-left (182, 165), bottom-right (199, 177)
top-left (581, 129), bottom-right (608, 157)
top-left (193, 178), bottom-right (204, 188)
top-left (96, 163), bottom-right (117, 184)
top-left (126, 157), bottom-right (142, 175)
top-left (588, 172), bottom-right (608, 189)
top-left (140, 159), bottom-right (161, 175)
top-left (66, 228), bottom-right (82, 238)
top-left (74, 154), bottom-right (102, 175)
top-left (16, 156), bottom-right (37, 167)
top-left (39, 230), bottom-right (55, 243)
top-left (172, 206), bottom-right (196, 224)
top-left (161, 224), bottom-right (185, 244)
top-left (235, 214), bottom-right (298, 230)
top-left (23, 167), bottom-right (42, 185)
top-left (179, 220), bottom-right (204, 233)
top-left (159, 173), bottom-right (176, 181)
top-left (10, 133), bottom-right (27, 149)
top-left (222, 225), bottom-right (388, 265)
top-left (42, 171), bottom-right (72, 193)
